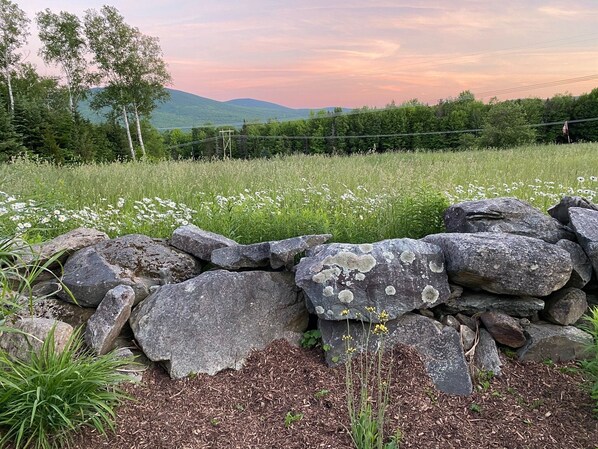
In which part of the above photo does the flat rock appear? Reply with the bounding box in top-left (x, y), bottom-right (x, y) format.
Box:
top-left (517, 322), bottom-right (592, 362)
top-left (58, 234), bottom-right (201, 307)
top-left (441, 290), bottom-right (545, 318)
top-left (548, 196), bottom-right (598, 226)
top-left (130, 270), bottom-right (308, 378)
top-left (556, 240), bottom-right (593, 288)
top-left (422, 233), bottom-right (572, 297)
top-left (85, 285), bottom-right (136, 355)
top-left (444, 197), bottom-right (573, 243)
top-left (568, 207), bottom-right (598, 277)
top-left (170, 225), bottom-right (237, 261)
top-left (542, 287), bottom-right (587, 326)
top-left (0, 317), bottom-right (73, 361)
top-left (21, 297), bottom-right (95, 329)
top-left (296, 239), bottom-right (450, 322)
top-left (480, 311), bottom-right (526, 348)
top-left (319, 313), bottom-right (472, 395)
top-left (474, 329), bottom-right (502, 376)
top-left (270, 234), bottom-right (332, 269)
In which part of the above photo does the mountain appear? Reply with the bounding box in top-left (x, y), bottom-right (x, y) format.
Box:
top-left (79, 88), bottom-right (346, 129)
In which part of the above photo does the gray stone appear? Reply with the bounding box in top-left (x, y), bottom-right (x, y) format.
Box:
top-left (548, 196), bottom-right (598, 226)
top-left (474, 329), bottom-right (502, 376)
top-left (295, 239), bottom-right (450, 322)
top-left (480, 311), bottom-right (526, 348)
top-left (442, 315), bottom-right (461, 330)
top-left (422, 233), bottom-right (572, 297)
top-left (569, 207), bottom-right (598, 277)
top-left (460, 325), bottom-right (476, 352)
top-left (517, 322), bottom-right (592, 362)
top-left (556, 240), bottom-right (593, 288)
top-left (456, 313), bottom-right (478, 331)
top-left (0, 317), bottom-right (73, 361)
top-left (170, 225), bottom-right (237, 261)
top-left (85, 285), bottom-right (136, 355)
top-left (319, 313), bottom-right (472, 395)
top-left (542, 287), bottom-right (587, 326)
top-left (211, 242), bottom-right (270, 269)
top-left (441, 290), bottom-right (545, 318)
top-left (270, 234), bottom-right (332, 269)
top-left (58, 234), bottom-right (200, 307)
top-left (130, 270), bottom-right (308, 378)
top-left (21, 297), bottom-right (95, 330)
top-left (444, 197), bottom-right (573, 243)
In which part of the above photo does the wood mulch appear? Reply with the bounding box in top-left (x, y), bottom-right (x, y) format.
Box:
top-left (73, 340), bottom-right (598, 449)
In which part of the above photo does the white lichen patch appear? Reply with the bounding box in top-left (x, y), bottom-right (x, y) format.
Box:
top-left (429, 260), bottom-right (444, 273)
top-left (400, 250), bottom-right (416, 264)
top-left (359, 243), bottom-right (374, 253)
top-left (530, 264), bottom-right (539, 271)
top-left (385, 286), bottom-right (396, 296)
top-left (322, 251), bottom-right (377, 273)
top-left (312, 267), bottom-right (342, 284)
top-left (355, 273), bottom-right (366, 281)
top-left (315, 306), bottom-right (325, 315)
top-left (323, 286), bottom-right (334, 297)
top-left (382, 251), bottom-right (395, 263)
top-left (421, 285), bottom-right (440, 304)
top-left (338, 289), bottom-right (354, 304)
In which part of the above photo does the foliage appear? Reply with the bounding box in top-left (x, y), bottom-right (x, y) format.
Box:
top-left (299, 329), bottom-right (322, 349)
top-left (283, 411), bottom-right (303, 428)
top-left (479, 101), bottom-right (536, 149)
top-left (0, 327), bottom-right (131, 449)
top-left (579, 306), bottom-right (598, 414)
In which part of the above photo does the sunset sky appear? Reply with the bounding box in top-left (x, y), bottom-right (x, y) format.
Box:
top-left (20, 0), bottom-right (598, 109)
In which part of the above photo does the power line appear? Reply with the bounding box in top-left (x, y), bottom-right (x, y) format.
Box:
top-left (475, 74), bottom-right (598, 98)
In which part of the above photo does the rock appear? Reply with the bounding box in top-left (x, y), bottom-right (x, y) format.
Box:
top-left (170, 225), bottom-right (237, 261)
top-left (422, 233), bottom-right (572, 297)
top-left (474, 329), bottom-right (502, 376)
top-left (85, 285), bottom-right (136, 355)
top-left (460, 325), bottom-right (476, 351)
top-left (542, 287), bottom-right (587, 326)
top-left (517, 322), bottom-right (592, 362)
top-left (568, 207), bottom-right (598, 277)
top-left (270, 234), bottom-right (332, 269)
top-left (445, 197), bottom-right (573, 243)
top-left (58, 234), bottom-right (201, 307)
top-left (448, 284), bottom-right (464, 300)
top-left (22, 227), bottom-right (109, 266)
top-left (556, 240), bottom-right (593, 288)
top-left (22, 297), bottom-right (96, 330)
top-left (0, 317), bottom-right (73, 361)
top-left (441, 291), bottom-right (545, 318)
top-left (456, 313), bottom-right (478, 331)
top-left (319, 313), bottom-right (472, 396)
top-left (130, 270), bottom-right (308, 378)
top-left (418, 308), bottom-right (435, 319)
top-left (442, 315), bottom-right (461, 330)
top-left (548, 196), bottom-right (598, 226)
top-left (480, 311), bottom-right (526, 348)
top-left (295, 239), bottom-right (450, 322)
top-left (211, 242), bottom-right (270, 269)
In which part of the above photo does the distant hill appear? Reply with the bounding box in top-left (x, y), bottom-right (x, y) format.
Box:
top-left (79, 89), bottom-right (346, 129)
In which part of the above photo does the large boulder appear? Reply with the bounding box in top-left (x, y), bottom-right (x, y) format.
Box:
top-left (548, 196), bottom-right (598, 226)
top-left (58, 234), bottom-right (201, 307)
top-left (170, 225), bottom-right (237, 261)
top-left (295, 239), bottom-right (450, 322)
top-left (422, 233), bottom-right (572, 297)
top-left (85, 285), bottom-right (136, 355)
top-left (444, 197), bottom-right (573, 243)
top-left (556, 240), bottom-right (593, 288)
top-left (479, 311), bottom-right (526, 348)
top-left (517, 322), bottom-right (592, 362)
top-left (130, 270), bottom-right (308, 378)
top-left (568, 207), bottom-right (598, 277)
top-left (0, 317), bottom-right (73, 361)
top-left (440, 290), bottom-right (545, 318)
top-left (319, 313), bottom-right (472, 396)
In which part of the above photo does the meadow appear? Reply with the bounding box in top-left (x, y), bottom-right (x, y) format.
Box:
top-left (0, 142), bottom-right (597, 244)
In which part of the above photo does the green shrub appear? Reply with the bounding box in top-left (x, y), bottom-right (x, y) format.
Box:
top-left (580, 306), bottom-right (598, 414)
top-left (0, 327), bottom-right (131, 449)
top-left (299, 329), bottom-right (322, 349)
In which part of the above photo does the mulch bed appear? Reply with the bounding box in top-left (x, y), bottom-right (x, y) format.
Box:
top-left (74, 340), bottom-right (598, 449)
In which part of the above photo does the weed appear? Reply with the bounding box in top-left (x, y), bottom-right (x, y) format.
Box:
top-left (529, 399), bottom-right (544, 410)
top-left (210, 418), bottom-right (220, 427)
top-left (502, 348), bottom-right (518, 359)
top-left (578, 307), bottom-right (598, 413)
top-left (284, 411), bottom-right (303, 428)
top-left (469, 403), bottom-right (482, 414)
top-left (475, 370), bottom-right (494, 391)
top-left (424, 387), bottom-right (438, 405)
top-left (300, 329), bottom-right (322, 349)
top-left (314, 389), bottom-right (331, 399)
top-left (543, 358), bottom-right (555, 367)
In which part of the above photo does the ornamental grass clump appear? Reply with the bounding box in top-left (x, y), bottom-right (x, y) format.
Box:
top-left (0, 327), bottom-right (131, 449)
top-left (342, 307), bottom-right (402, 449)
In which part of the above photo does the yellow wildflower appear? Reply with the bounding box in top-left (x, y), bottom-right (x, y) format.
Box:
top-left (341, 309), bottom-right (349, 316)
top-left (365, 306), bottom-right (376, 313)
top-left (373, 323), bottom-right (389, 335)
top-left (378, 310), bottom-right (390, 322)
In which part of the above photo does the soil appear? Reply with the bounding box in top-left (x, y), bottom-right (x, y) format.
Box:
top-left (73, 340), bottom-right (598, 449)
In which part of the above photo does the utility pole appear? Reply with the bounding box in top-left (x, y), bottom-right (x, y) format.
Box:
top-left (220, 129), bottom-right (233, 159)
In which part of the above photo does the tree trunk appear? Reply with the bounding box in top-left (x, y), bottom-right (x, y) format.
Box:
top-left (6, 68), bottom-right (14, 114)
top-left (133, 102), bottom-right (146, 158)
top-left (122, 105), bottom-right (135, 160)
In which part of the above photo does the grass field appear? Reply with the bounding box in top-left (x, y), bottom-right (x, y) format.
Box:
top-left (1, 143), bottom-right (596, 243)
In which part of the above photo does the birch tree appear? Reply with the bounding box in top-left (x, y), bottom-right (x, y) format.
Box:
top-left (36, 9), bottom-right (89, 117)
top-left (0, 0), bottom-right (29, 114)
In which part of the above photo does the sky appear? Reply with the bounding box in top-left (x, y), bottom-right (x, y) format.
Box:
top-left (18, 0), bottom-right (598, 109)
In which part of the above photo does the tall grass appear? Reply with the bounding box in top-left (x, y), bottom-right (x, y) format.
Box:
top-left (0, 143), bottom-right (596, 242)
